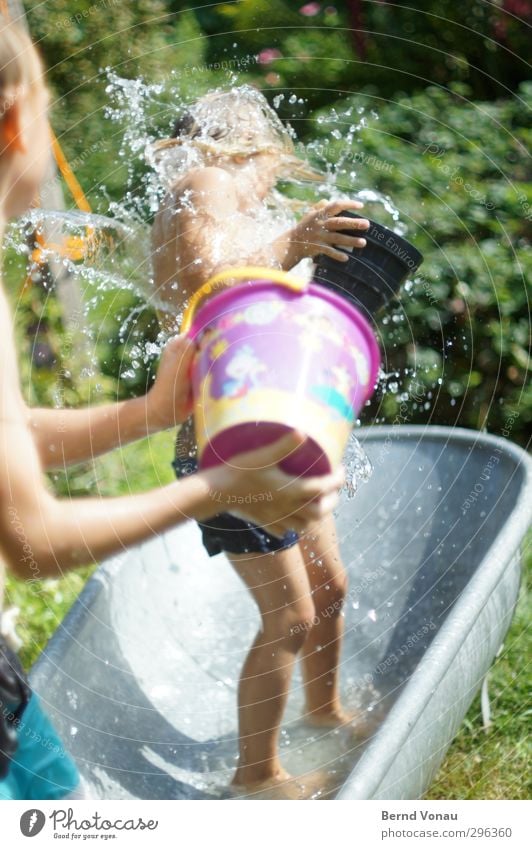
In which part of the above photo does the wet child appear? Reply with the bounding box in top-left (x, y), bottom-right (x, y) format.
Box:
top-left (151, 87), bottom-right (371, 798)
top-left (0, 23), bottom-right (340, 800)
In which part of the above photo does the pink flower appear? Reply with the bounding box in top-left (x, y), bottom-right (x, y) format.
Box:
top-left (299, 2), bottom-right (321, 16)
top-left (258, 48), bottom-right (282, 65)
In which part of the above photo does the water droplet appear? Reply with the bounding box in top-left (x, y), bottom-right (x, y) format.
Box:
top-left (66, 690), bottom-right (78, 710)
top-left (343, 433), bottom-right (373, 498)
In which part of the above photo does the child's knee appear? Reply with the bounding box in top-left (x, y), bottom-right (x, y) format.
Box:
top-left (267, 601), bottom-right (316, 644)
top-left (314, 573), bottom-right (348, 618)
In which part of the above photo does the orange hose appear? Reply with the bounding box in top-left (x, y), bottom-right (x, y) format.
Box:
top-left (50, 130), bottom-right (92, 214)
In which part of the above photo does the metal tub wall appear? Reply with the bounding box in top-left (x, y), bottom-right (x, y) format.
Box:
top-left (339, 551), bottom-right (521, 799)
top-left (30, 427), bottom-right (532, 800)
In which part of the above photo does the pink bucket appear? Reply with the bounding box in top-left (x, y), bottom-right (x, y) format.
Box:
top-left (182, 267), bottom-right (380, 476)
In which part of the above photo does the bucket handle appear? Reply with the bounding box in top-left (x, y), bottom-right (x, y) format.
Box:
top-left (180, 266), bottom-right (308, 335)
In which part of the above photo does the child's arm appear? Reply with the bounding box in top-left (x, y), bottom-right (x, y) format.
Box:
top-left (1, 420), bottom-right (341, 578)
top-left (169, 169), bottom-right (370, 282)
top-left (27, 336), bottom-right (194, 469)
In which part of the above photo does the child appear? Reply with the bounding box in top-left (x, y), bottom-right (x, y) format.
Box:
top-left (0, 21), bottom-right (341, 800)
top-left (151, 87), bottom-right (370, 798)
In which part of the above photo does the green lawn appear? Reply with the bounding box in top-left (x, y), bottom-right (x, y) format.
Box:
top-left (427, 542), bottom-right (531, 800)
top-left (3, 434), bottom-right (530, 800)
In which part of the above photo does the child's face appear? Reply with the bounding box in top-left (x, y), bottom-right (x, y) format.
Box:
top-left (1, 69), bottom-right (51, 219)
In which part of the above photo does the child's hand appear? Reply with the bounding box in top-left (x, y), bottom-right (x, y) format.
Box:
top-left (202, 431), bottom-right (344, 536)
top-left (146, 336), bottom-right (195, 430)
top-left (290, 199), bottom-right (370, 264)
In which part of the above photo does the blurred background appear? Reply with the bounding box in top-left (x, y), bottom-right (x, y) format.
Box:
top-left (2, 0), bottom-right (530, 800)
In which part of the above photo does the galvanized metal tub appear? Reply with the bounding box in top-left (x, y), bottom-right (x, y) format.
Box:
top-left (31, 426), bottom-right (532, 799)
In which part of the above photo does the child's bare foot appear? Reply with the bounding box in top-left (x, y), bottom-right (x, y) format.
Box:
top-left (231, 766), bottom-right (290, 790)
top-left (304, 707), bottom-right (358, 728)
top-left (230, 769), bottom-right (332, 800)
top-left (303, 706), bottom-right (382, 738)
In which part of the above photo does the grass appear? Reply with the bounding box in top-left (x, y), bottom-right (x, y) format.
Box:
top-left (3, 436), bottom-right (531, 799)
top-left (427, 539), bottom-right (531, 800)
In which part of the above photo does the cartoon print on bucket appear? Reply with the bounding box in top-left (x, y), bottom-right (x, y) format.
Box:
top-left (311, 364), bottom-right (355, 420)
top-left (220, 345), bottom-right (268, 399)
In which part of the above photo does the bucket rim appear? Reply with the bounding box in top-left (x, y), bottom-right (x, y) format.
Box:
top-left (338, 211), bottom-right (424, 267)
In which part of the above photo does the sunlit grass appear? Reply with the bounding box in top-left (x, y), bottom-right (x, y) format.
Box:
top-left (427, 538), bottom-right (531, 800)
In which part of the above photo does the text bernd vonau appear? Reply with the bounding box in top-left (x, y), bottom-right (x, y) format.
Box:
top-left (382, 810), bottom-right (458, 821)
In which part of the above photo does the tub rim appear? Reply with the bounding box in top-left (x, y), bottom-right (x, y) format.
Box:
top-left (337, 424), bottom-right (532, 799)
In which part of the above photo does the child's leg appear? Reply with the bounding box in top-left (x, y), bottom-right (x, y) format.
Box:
top-left (228, 545), bottom-right (315, 788)
top-left (298, 514), bottom-right (350, 723)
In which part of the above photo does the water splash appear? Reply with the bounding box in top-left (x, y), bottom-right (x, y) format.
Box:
top-left (6, 208), bottom-right (166, 314)
top-left (343, 432), bottom-right (373, 498)
top-left (3, 77), bottom-right (438, 442)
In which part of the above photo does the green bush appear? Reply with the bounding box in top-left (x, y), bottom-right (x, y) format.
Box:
top-left (201, 0), bottom-right (530, 105)
top-left (309, 82), bottom-right (531, 445)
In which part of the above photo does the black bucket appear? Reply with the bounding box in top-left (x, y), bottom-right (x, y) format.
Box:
top-left (314, 212), bottom-right (423, 318)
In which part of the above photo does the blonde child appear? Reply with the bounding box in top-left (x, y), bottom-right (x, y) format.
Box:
top-left (151, 87), bottom-right (370, 798)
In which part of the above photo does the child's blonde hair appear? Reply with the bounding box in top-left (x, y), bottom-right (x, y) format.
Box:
top-left (0, 15), bottom-right (42, 127)
top-left (148, 85), bottom-right (324, 186)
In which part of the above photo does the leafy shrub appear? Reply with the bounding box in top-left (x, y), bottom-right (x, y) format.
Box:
top-left (310, 82), bottom-right (531, 444)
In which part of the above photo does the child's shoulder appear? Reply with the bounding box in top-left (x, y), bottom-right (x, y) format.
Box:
top-left (167, 167), bottom-right (238, 217)
top-left (169, 166), bottom-right (236, 196)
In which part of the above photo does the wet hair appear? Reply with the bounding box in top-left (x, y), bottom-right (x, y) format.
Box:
top-left (166, 88), bottom-right (294, 159)
top-left (149, 86), bottom-right (324, 185)
top-left (171, 110), bottom-right (231, 144)
top-left (171, 112), bottom-right (198, 139)
top-left (0, 15), bottom-right (41, 110)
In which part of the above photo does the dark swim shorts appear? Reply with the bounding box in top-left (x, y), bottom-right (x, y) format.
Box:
top-left (172, 455), bottom-right (299, 557)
